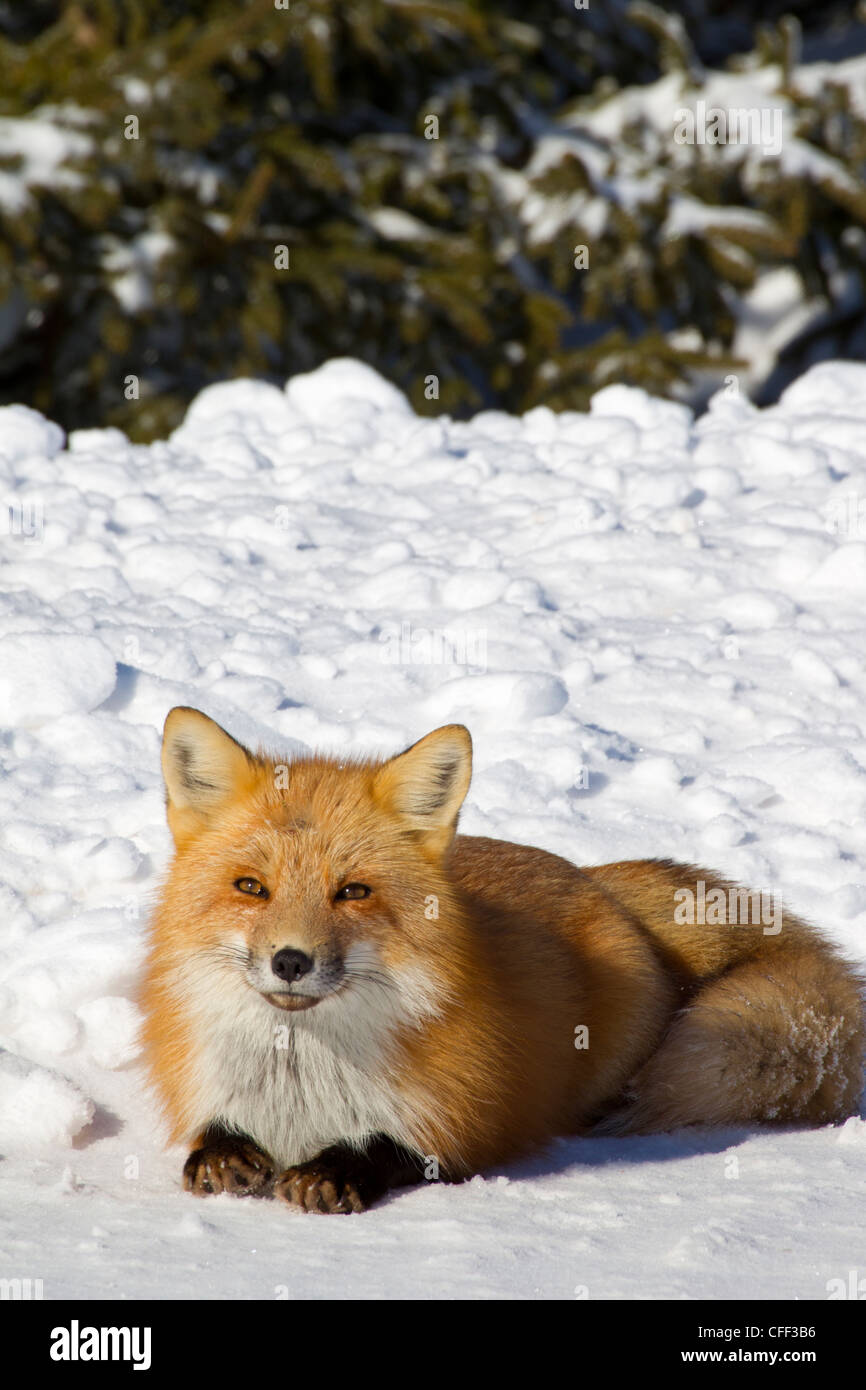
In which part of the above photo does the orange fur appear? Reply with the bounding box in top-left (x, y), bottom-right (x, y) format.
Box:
top-left (140, 709), bottom-right (865, 1206)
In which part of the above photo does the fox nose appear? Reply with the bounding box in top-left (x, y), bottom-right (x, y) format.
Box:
top-left (271, 947), bottom-right (314, 983)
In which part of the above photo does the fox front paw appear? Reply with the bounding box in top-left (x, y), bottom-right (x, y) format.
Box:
top-left (274, 1157), bottom-right (373, 1214)
top-left (183, 1134), bottom-right (274, 1197)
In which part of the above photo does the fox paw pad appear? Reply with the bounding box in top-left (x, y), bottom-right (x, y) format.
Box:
top-left (183, 1138), bottom-right (274, 1197)
top-left (274, 1162), bottom-right (368, 1214)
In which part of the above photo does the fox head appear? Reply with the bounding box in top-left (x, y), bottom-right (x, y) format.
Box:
top-left (157, 707), bottom-right (472, 1021)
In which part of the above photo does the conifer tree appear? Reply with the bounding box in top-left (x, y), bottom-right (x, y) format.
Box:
top-left (0, 0), bottom-right (863, 437)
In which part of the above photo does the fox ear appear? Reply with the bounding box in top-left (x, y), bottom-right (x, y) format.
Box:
top-left (374, 725), bottom-right (472, 857)
top-left (161, 707), bottom-right (257, 848)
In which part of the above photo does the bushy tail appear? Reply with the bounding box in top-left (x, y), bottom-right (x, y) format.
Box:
top-left (596, 944), bottom-right (865, 1134)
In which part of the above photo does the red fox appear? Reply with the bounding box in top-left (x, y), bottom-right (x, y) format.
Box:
top-left (140, 707), bottom-right (865, 1213)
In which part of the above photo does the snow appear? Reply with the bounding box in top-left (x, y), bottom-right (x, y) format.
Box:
top-left (793, 53), bottom-right (866, 118)
top-left (0, 113), bottom-right (92, 214)
top-left (1, 356), bottom-right (865, 1299)
top-left (100, 231), bottom-right (176, 313)
top-left (662, 198), bottom-right (779, 241)
top-left (0, 634), bottom-right (117, 724)
top-left (365, 207), bottom-right (437, 243)
top-left (0, 1052), bottom-right (93, 1152)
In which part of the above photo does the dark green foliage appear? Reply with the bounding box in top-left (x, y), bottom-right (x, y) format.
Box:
top-left (0, 0), bottom-right (864, 437)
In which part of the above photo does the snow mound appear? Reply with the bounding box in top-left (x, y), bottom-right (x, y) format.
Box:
top-left (0, 633), bottom-right (116, 724)
top-left (0, 1050), bottom-right (93, 1151)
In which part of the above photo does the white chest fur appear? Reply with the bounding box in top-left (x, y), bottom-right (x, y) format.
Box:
top-left (173, 957), bottom-right (435, 1169)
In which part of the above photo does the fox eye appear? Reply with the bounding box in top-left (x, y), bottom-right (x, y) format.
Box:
top-left (234, 877), bottom-right (269, 899)
top-left (335, 883), bottom-right (371, 902)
